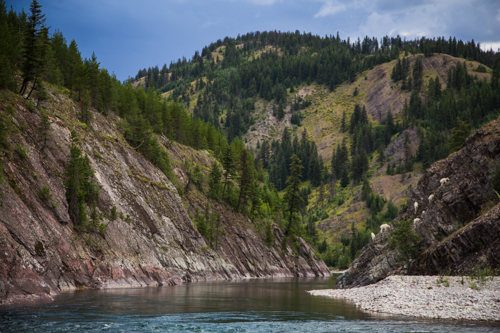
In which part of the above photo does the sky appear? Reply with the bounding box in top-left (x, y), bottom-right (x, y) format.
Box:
top-left (7, 0), bottom-right (500, 82)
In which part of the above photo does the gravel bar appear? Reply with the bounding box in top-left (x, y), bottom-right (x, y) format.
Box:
top-left (308, 275), bottom-right (500, 321)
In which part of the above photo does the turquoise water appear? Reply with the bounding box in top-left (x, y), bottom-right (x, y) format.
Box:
top-left (1, 277), bottom-right (498, 332)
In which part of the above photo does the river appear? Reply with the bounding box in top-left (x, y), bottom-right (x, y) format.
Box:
top-left (1, 277), bottom-right (498, 332)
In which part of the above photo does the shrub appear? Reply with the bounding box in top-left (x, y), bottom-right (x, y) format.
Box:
top-left (38, 184), bottom-right (52, 202)
top-left (476, 64), bottom-right (487, 73)
top-left (15, 145), bottom-right (29, 159)
top-left (389, 218), bottom-right (421, 262)
top-left (110, 206), bottom-right (117, 220)
top-left (25, 100), bottom-right (35, 112)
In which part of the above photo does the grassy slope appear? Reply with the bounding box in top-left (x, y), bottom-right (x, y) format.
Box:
top-left (157, 52), bottom-right (492, 243)
top-left (249, 53), bottom-right (491, 242)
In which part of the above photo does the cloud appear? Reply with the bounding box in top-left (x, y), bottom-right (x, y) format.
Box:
top-left (480, 41), bottom-right (500, 52)
top-left (246, 0), bottom-right (281, 4)
top-left (202, 21), bottom-right (213, 29)
top-left (314, 0), bottom-right (346, 18)
top-left (224, 0), bottom-right (282, 5)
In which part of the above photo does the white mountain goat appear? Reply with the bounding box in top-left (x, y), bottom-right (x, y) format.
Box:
top-left (440, 178), bottom-right (450, 186)
top-left (380, 224), bottom-right (391, 233)
top-left (428, 194), bottom-right (434, 203)
top-left (414, 201), bottom-right (419, 212)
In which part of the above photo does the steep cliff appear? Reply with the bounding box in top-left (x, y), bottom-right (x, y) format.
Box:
top-left (0, 88), bottom-right (329, 305)
top-left (336, 118), bottom-right (500, 288)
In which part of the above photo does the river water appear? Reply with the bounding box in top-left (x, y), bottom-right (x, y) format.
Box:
top-left (1, 277), bottom-right (498, 332)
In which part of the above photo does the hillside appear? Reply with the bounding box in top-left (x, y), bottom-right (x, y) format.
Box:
top-left (244, 54), bottom-right (492, 161)
top-left (0, 87), bottom-right (329, 305)
top-left (148, 32), bottom-right (498, 270)
top-left (337, 117), bottom-right (500, 288)
top-left (296, 54), bottom-right (492, 243)
top-left (3, 1), bottom-right (499, 300)
top-left (232, 53), bottom-right (492, 247)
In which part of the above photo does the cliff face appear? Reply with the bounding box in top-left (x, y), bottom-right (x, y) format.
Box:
top-left (0, 89), bottom-right (329, 305)
top-left (337, 118), bottom-right (500, 288)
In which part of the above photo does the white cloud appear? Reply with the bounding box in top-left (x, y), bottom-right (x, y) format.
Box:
top-left (314, 1), bottom-right (347, 18)
top-left (480, 41), bottom-right (500, 52)
top-left (246, 0), bottom-right (281, 4)
top-left (201, 21), bottom-right (213, 29)
top-left (225, 0), bottom-right (282, 5)
top-left (344, 2), bottom-right (450, 41)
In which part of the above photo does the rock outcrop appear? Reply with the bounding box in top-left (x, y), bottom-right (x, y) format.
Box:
top-left (0, 90), bottom-right (329, 305)
top-left (337, 118), bottom-right (500, 288)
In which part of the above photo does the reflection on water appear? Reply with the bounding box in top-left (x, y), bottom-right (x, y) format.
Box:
top-left (1, 277), bottom-right (499, 332)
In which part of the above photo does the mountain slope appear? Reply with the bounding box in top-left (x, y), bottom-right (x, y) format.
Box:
top-left (244, 53), bottom-right (491, 161)
top-left (336, 117), bottom-right (500, 288)
top-left (0, 87), bottom-right (329, 305)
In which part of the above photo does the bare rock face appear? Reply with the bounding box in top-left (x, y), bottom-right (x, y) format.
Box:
top-left (335, 231), bottom-right (399, 288)
top-left (0, 91), bottom-right (329, 305)
top-left (336, 118), bottom-right (500, 288)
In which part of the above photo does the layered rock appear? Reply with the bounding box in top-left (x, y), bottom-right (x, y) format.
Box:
top-left (0, 90), bottom-right (329, 305)
top-left (337, 118), bottom-right (500, 288)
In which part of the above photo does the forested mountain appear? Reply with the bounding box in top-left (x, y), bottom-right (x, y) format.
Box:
top-left (0, 1), bottom-right (331, 305)
top-left (1, 0), bottom-right (500, 301)
top-left (133, 27), bottom-right (500, 269)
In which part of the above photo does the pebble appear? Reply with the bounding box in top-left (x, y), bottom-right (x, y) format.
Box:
top-left (308, 275), bottom-right (500, 321)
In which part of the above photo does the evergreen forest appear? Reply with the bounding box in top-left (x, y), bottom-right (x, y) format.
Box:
top-left (1, 0), bottom-right (500, 269)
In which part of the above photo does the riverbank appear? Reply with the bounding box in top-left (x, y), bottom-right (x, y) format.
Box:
top-left (308, 275), bottom-right (500, 321)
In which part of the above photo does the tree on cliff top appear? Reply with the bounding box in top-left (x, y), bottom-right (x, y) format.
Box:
top-left (19, 0), bottom-right (48, 98)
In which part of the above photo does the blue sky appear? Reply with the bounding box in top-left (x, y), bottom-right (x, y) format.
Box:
top-left (7, 0), bottom-right (500, 82)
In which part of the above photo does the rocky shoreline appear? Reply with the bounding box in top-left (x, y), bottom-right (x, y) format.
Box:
top-left (309, 275), bottom-right (500, 321)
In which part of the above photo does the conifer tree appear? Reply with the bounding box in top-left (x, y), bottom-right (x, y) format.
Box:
top-left (265, 221), bottom-right (274, 247)
top-left (318, 181), bottom-right (325, 208)
top-left (412, 56), bottom-right (424, 91)
top-left (450, 118), bottom-right (470, 152)
top-left (284, 154), bottom-right (303, 236)
top-left (340, 165), bottom-right (349, 188)
top-left (63, 130), bottom-right (100, 230)
top-left (340, 111), bottom-right (346, 132)
top-left (221, 144), bottom-right (236, 200)
top-left (361, 178), bottom-right (372, 201)
top-left (236, 149), bottom-right (253, 213)
top-left (19, 0), bottom-right (47, 97)
top-left (208, 161), bottom-right (222, 200)
top-left (37, 109), bottom-right (51, 150)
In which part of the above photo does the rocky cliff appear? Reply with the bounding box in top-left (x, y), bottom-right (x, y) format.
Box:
top-left (0, 88), bottom-right (330, 305)
top-left (336, 118), bottom-right (500, 288)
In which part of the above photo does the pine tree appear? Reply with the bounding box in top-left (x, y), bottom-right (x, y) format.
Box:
top-left (450, 118), bottom-right (470, 152)
top-left (277, 99), bottom-right (284, 120)
top-left (19, 0), bottom-right (47, 98)
top-left (63, 130), bottom-right (100, 230)
top-left (37, 109), bottom-right (51, 150)
top-left (317, 181), bottom-right (325, 208)
top-left (265, 221), bottom-right (274, 247)
top-left (283, 154), bottom-right (303, 236)
top-left (340, 111), bottom-right (346, 132)
top-left (349, 222), bottom-right (358, 259)
top-left (208, 161), bottom-right (222, 200)
top-left (221, 144), bottom-right (237, 200)
top-left (236, 149), bottom-right (254, 213)
top-left (340, 165), bottom-right (349, 188)
top-left (412, 56), bottom-right (424, 91)
top-left (361, 178), bottom-right (372, 201)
